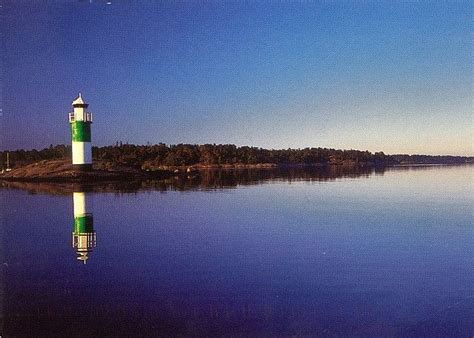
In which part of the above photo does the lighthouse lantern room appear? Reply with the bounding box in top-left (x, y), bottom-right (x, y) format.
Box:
top-left (69, 93), bottom-right (93, 171)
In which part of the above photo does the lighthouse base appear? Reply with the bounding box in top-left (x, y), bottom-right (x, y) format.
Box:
top-left (73, 164), bottom-right (93, 172)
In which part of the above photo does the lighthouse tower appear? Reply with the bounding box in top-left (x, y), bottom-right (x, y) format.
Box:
top-left (72, 192), bottom-right (96, 264)
top-left (69, 93), bottom-right (93, 171)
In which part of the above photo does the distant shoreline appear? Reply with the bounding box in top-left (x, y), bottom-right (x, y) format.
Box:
top-left (0, 159), bottom-right (471, 184)
top-left (1, 144), bottom-right (472, 175)
top-left (0, 143), bottom-right (472, 184)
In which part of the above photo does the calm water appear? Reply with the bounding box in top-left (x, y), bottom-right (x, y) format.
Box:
top-left (0, 165), bottom-right (472, 336)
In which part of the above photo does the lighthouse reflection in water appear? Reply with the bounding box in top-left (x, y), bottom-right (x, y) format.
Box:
top-left (72, 191), bottom-right (96, 264)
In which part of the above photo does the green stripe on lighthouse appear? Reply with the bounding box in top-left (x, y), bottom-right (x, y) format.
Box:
top-left (71, 121), bottom-right (91, 142)
top-left (74, 215), bottom-right (94, 233)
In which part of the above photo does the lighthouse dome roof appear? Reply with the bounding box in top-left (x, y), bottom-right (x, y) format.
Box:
top-left (72, 93), bottom-right (88, 107)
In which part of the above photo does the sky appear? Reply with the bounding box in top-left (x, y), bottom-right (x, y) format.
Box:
top-left (1, 0), bottom-right (472, 155)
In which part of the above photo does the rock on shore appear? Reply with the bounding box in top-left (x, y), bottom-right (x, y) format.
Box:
top-left (0, 159), bottom-right (172, 182)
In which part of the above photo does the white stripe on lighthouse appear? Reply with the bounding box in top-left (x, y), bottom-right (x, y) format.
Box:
top-left (72, 142), bottom-right (92, 165)
top-left (73, 192), bottom-right (88, 217)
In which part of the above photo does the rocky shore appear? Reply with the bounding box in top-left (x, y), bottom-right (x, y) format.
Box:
top-left (0, 159), bottom-right (173, 183)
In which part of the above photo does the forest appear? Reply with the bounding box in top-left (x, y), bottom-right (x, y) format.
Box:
top-left (0, 143), bottom-right (472, 169)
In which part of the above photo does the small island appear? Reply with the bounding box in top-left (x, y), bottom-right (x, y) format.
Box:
top-left (0, 144), bottom-right (472, 183)
top-left (0, 94), bottom-right (472, 183)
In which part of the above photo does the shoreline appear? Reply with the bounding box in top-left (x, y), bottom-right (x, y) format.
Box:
top-left (0, 159), bottom-right (385, 183)
top-left (0, 159), bottom-right (173, 183)
top-left (0, 159), bottom-right (471, 184)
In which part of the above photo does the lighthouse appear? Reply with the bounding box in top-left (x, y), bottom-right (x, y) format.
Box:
top-left (72, 191), bottom-right (96, 264)
top-left (69, 93), bottom-right (93, 171)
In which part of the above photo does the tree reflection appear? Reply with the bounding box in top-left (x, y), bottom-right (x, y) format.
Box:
top-left (0, 166), bottom-right (385, 194)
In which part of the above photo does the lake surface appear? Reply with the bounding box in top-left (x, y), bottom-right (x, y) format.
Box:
top-left (0, 165), bottom-right (472, 336)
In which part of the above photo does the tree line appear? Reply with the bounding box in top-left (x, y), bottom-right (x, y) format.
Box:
top-left (93, 143), bottom-right (395, 169)
top-left (0, 143), bottom-right (472, 169)
top-left (391, 154), bottom-right (473, 165)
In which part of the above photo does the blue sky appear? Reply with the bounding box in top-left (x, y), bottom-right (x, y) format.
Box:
top-left (1, 0), bottom-right (472, 155)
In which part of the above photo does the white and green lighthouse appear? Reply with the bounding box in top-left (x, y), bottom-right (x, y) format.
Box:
top-left (72, 191), bottom-right (96, 264)
top-left (69, 93), bottom-right (93, 171)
